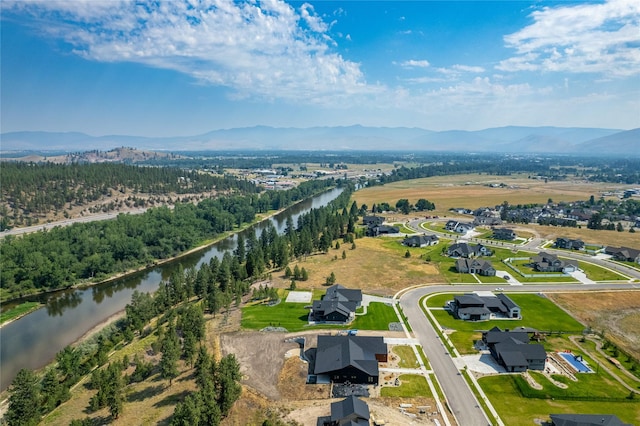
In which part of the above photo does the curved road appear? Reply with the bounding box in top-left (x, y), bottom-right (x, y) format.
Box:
top-left (398, 283), bottom-right (640, 426)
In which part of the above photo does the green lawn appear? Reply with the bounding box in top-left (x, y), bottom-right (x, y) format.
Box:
top-left (0, 301), bottom-right (41, 324)
top-left (241, 293), bottom-right (398, 332)
top-left (352, 302), bottom-right (399, 330)
top-left (380, 374), bottom-right (432, 398)
top-left (393, 345), bottom-right (420, 369)
top-left (478, 374), bottom-right (640, 425)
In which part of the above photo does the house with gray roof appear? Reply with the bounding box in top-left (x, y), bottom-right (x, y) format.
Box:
top-left (402, 234), bottom-right (439, 247)
top-left (531, 252), bottom-right (578, 273)
top-left (554, 237), bottom-right (585, 250)
top-left (492, 227), bottom-right (516, 241)
top-left (314, 335), bottom-right (387, 384)
top-left (482, 327), bottom-right (546, 372)
top-left (311, 284), bottom-right (362, 323)
top-left (447, 242), bottom-right (492, 258)
top-left (445, 220), bottom-right (474, 233)
top-left (455, 258), bottom-right (496, 276)
top-left (549, 414), bottom-right (631, 426)
top-left (316, 396), bottom-right (370, 426)
top-left (605, 246), bottom-right (640, 263)
top-left (451, 293), bottom-right (520, 321)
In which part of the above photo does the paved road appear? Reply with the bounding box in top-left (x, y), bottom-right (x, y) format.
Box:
top-left (398, 282), bottom-right (639, 426)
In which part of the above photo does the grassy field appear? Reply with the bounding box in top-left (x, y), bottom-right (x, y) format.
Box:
top-left (479, 374), bottom-right (640, 425)
top-left (380, 374), bottom-right (432, 398)
top-left (0, 301), bottom-right (41, 324)
top-left (240, 291), bottom-right (398, 332)
top-left (393, 345), bottom-right (420, 369)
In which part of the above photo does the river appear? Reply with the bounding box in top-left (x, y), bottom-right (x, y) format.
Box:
top-left (0, 188), bottom-right (342, 391)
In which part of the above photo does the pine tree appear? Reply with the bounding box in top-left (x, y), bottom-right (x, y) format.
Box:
top-left (7, 369), bottom-right (41, 426)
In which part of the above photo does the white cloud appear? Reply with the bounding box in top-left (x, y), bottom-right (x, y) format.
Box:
top-left (4, 0), bottom-right (376, 104)
top-left (498, 0), bottom-right (640, 76)
top-left (399, 59), bottom-right (430, 68)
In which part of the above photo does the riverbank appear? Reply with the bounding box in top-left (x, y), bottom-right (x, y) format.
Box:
top-left (0, 302), bottom-right (42, 328)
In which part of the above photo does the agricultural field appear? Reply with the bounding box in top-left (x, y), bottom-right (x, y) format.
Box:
top-left (352, 173), bottom-right (627, 215)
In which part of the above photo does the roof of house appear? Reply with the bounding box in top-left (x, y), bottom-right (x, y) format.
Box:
top-left (312, 300), bottom-right (355, 319)
top-left (403, 234), bottom-right (439, 246)
top-left (325, 284), bottom-right (362, 304)
top-left (550, 414), bottom-right (631, 426)
top-left (456, 258), bottom-right (495, 273)
top-left (314, 336), bottom-right (387, 376)
top-left (330, 396), bottom-right (370, 424)
top-left (494, 340), bottom-right (547, 363)
top-left (497, 293), bottom-right (519, 310)
top-left (484, 329), bottom-right (529, 345)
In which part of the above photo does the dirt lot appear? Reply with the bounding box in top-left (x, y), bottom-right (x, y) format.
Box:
top-left (547, 291), bottom-right (640, 359)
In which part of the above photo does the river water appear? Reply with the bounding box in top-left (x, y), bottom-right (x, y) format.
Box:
top-left (0, 188), bottom-right (342, 391)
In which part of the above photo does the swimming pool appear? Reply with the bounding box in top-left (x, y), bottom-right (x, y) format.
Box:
top-left (558, 352), bottom-right (593, 373)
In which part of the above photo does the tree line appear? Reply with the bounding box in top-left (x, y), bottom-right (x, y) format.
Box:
top-left (0, 179), bottom-right (336, 302)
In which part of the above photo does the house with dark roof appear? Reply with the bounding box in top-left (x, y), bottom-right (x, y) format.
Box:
top-left (549, 414), bottom-right (631, 426)
top-left (554, 237), bottom-right (585, 250)
top-left (447, 242), bottom-right (492, 258)
top-left (316, 396), bottom-right (370, 426)
top-left (492, 227), bottom-right (516, 241)
top-left (605, 246), bottom-right (640, 263)
top-left (451, 293), bottom-right (520, 321)
top-left (473, 208), bottom-right (502, 226)
top-left (402, 234), bottom-right (439, 247)
top-left (314, 335), bottom-right (387, 384)
top-left (455, 258), bottom-right (496, 276)
top-left (366, 224), bottom-right (399, 237)
top-left (362, 216), bottom-right (384, 227)
top-left (531, 252), bottom-right (578, 273)
top-left (311, 284), bottom-right (362, 323)
top-left (445, 220), bottom-right (475, 233)
top-left (482, 327), bottom-right (546, 372)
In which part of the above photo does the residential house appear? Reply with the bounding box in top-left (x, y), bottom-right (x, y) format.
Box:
top-left (605, 246), bottom-right (640, 263)
top-left (447, 242), bottom-right (492, 258)
top-left (554, 238), bottom-right (585, 250)
top-left (444, 220), bottom-right (474, 233)
top-left (482, 327), bottom-right (546, 372)
top-left (531, 252), bottom-right (578, 273)
top-left (549, 414), bottom-right (631, 426)
top-left (362, 216), bottom-right (384, 227)
top-left (455, 259), bottom-right (496, 276)
top-left (314, 335), bottom-right (388, 384)
top-left (473, 207), bottom-right (502, 226)
top-left (311, 284), bottom-right (362, 323)
top-left (402, 234), bottom-right (439, 247)
top-left (492, 228), bottom-right (516, 241)
top-left (366, 224), bottom-right (399, 237)
top-left (316, 396), bottom-right (370, 426)
top-left (451, 293), bottom-right (521, 321)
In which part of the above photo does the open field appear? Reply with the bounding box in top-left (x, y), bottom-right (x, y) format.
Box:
top-left (547, 291), bottom-right (640, 360)
top-left (268, 237), bottom-right (444, 295)
top-left (352, 173), bottom-right (630, 215)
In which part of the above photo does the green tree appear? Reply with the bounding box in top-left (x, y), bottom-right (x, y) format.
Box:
top-left (160, 325), bottom-right (181, 386)
top-left (405, 250), bottom-right (411, 258)
top-left (395, 199), bottom-right (412, 215)
top-left (342, 250), bottom-right (347, 260)
top-left (325, 272), bottom-right (336, 286)
top-left (6, 368), bottom-right (41, 426)
top-left (301, 267), bottom-right (309, 281)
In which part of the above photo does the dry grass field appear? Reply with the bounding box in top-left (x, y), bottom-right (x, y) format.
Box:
top-left (270, 237), bottom-right (444, 295)
top-left (352, 173), bottom-right (630, 215)
top-left (547, 291), bottom-right (640, 360)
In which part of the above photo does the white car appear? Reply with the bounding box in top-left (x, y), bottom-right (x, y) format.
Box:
top-left (495, 287), bottom-right (504, 291)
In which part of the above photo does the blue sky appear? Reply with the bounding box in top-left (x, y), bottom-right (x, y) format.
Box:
top-left (1, 0), bottom-right (639, 137)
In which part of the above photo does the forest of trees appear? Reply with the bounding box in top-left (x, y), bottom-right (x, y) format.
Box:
top-left (0, 162), bottom-right (261, 229)
top-left (0, 179), bottom-right (337, 302)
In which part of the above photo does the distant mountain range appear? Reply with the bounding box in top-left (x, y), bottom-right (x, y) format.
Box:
top-left (1, 125), bottom-right (638, 156)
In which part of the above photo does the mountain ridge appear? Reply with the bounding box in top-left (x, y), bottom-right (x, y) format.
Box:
top-left (1, 125), bottom-right (637, 156)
